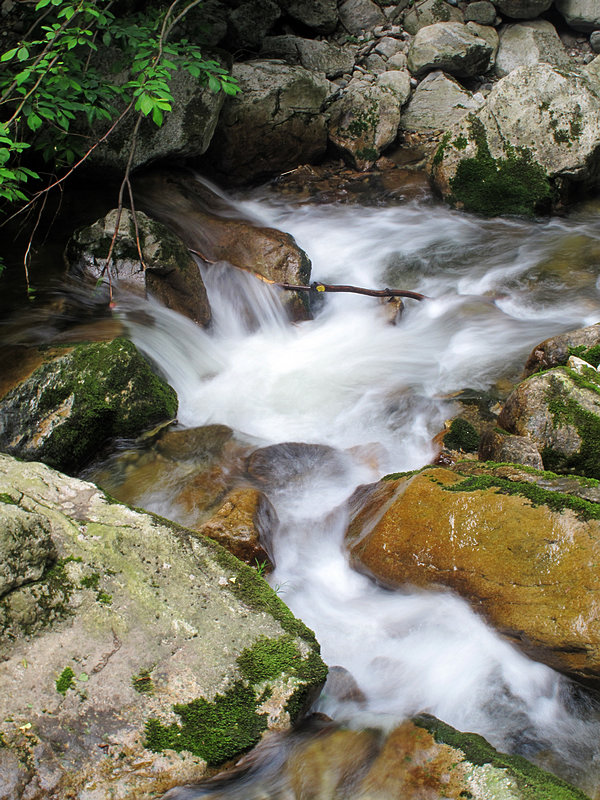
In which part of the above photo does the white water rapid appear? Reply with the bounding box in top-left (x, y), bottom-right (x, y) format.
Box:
top-left (120, 180), bottom-right (600, 797)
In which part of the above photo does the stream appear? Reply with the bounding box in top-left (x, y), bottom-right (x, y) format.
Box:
top-left (95, 176), bottom-right (600, 797)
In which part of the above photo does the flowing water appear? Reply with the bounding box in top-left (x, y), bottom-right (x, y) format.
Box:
top-left (107, 177), bottom-right (600, 797)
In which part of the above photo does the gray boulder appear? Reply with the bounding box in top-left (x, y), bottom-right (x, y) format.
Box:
top-left (493, 0), bottom-right (552, 18)
top-left (227, 0), bottom-right (281, 49)
top-left (0, 454), bottom-right (327, 800)
top-left (260, 35), bottom-right (357, 78)
top-left (407, 21), bottom-right (495, 77)
top-left (402, 0), bottom-right (463, 35)
top-left (208, 60), bottom-right (330, 184)
top-left (91, 70), bottom-right (225, 174)
top-left (478, 427), bottom-right (544, 468)
top-left (66, 208), bottom-right (211, 327)
top-left (555, 0), bottom-right (600, 32)
top-left (494, 20), bottom-right (571, 78)
top-left (401, 70), bottom-right (485, 130)
top-left (523, 323), bottom-right (600, 376)
top-left (430, 64), bottom-right (600, 216)
top-left (279, 0), bottom-right (338, 33)
top-left (328, 72), bottom-right (410, 169)
top-left (338, 0), bottom-right (386, 34)
top-left (465, 1), bottom-right (497, 25)
top-left (0, 339), bottom-right (178, 474)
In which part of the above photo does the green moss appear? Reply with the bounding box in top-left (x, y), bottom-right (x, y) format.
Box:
top-left (432, 0), bottom-right (451, 20)
top-left (80, 573), bottom-right (100, 590)
top-left (132, 668), bottom-right (155, 695)
top-left (56, 666), bottom-right (76, 695)
top-left (443, 418), bottom-right (480, 453)
top-left (568, 344), bottom-right (600, 368)
top-left (356, 147), bottom-right (378, 161)
top-left (456, 460), bottom-right (600, 488)
top-left (440, 473), bottom-right (600, 521)
top-left (0, 493), bottom-right (16, 505)
top-left (383, 468), bottom-right (422, 481)
top-left (414, 714), bottom-right (589, 800)
top-left (237, 635), bottom-right (302, 684)
top-left (453, 135), bottom-right (468, 151)
top-left (96, 590), bottom-right (112, 605)
top-left (343, 103), bottom-right (379, 138)
top-left (432, 131), bottom-right (451, 167)
top-left (145, 682), bottom-right (269, 767)
top-left (449, 116), bottom-right (552, 217)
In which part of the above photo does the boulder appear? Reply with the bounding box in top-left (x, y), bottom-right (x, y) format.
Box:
top-left (400, 70), bottom-right (484, 131)
top-left (346, 463), bottom-right (600, 681)
top-left (464, 1), bottom-right (497, 25)
top-left (555, 0), bottom-right (600, 32)
top-left (493, 0), bottom-right (552, 18)
top-left (338, 0), bottom-right (386, 34)
top-left (497, 364), bottom-right (600, 478)
top-left (0, 339), bottom-right (177, 474)
top-left (0, 454), bottom-right (327, 799)
top-left (430, 64), bottom-right (600, 216)
top-left (133, 171), bottom-right (312, 318)
top-left (407, 21), bottom-right (495, 78)
top-left (279, 0), bottom-right (338, 33)
top-left (227, 0), bottom-right (281, 49)
top-left (494, 20), bottom-right (571, 78)
top-left (373, 36), bottom-right (406, 60)
top-left (523, 323), bottom-right (600, 376)
top-left (91, 69), bottom-right (224, 174)
top-left (247, 442), bottom-right (352, 489)
top-left (66, 208), bottom-right (211, 326)
top-left (402, 0), bottom-right (464, 35)
top-left (260, 36), bottom-right (357, 78)
top-left (466, 20), bottom-right (500, 63)
top-left (478, 427), bottom-right (544, 468)
top-left (328, 73), bottom-right (410, 169)
top-left (207, 60), bottom-right (330, 185)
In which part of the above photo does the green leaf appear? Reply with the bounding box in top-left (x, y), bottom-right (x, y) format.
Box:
top-left (27, 113), bottom-right (43, 132)
top-left (208, 75), bottom-right (220, 93)
top-left (0, 48), bottom-right (18, 63)
top-left (151, 106), bottom-right (163, 126)
top-left (17, 47), bottom-right (30, 62)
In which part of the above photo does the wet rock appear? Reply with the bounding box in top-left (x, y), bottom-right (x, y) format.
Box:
top-left (498, 365), bottom-right (600, 478)
top-left (479, 427), bottom-right (544, 468)
top-left (407, 21), bottom-right (495, 78)
top-left (0, 453), bottom-right (327, 799)
top-left (523, 323), bottom-right (600, 377)
top-left (555, 0), bottom-right (600, 32)
top-left (260, 36), bottom-right (357, 78)
top-left (196, 487), bottom-right (276, 568)
top-left (207, 61), bottom-right (330, 185)
top-left (338, 0), bottom-right (386, 35)
top-left (493, 0), bottom-right (552, 18)
top-left (247, 442), bottom-right (351, 490)
top-left (322, 665), bottom-right (367, 704)
top-left (494, 20), bottom-right (571, 78)
top-left (0, 339), bottom-right (177, 474)
top-left (465, 1), bottom-right (496, 25)
top-left (328, 74), bottom-right (409, 169)
top-left (155, 424), bottom-right (234, 461)
top-left (133, 171), bottom-right (312, 318)
top-left (400, 70), bottom-right (484, 131)
top-left (430, 64), bottom-right (600, 216)
top-left (346, 463), bottom-right (600, 681)
top-left (402, 0), bottom-right (463, 35)
top-left (66, 208), bottom-right (211, 326)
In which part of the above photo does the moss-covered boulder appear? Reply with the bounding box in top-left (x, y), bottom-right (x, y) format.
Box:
top-left (523, 323), bottom-right (600, 377)
top-left (0, 338), bottom-right (178, 474)
top-left (498, 364), bottom-right (600, 478)
top-left (346, 462), bottom-right (600, 682)
top-left (0, 453), bottom-right (327, 800)
top-left (430, 64), bottom-right (600, 215)
top-left (67, 208), bottom-right (211, 327)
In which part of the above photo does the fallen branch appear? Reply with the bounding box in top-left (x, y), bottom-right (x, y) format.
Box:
top-left (188, 248), bottom-right (428, 301)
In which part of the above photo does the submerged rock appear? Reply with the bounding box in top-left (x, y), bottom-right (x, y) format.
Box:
top-left (346, 463), bottom-right (600, 682)
top-left (0, 339), bottom-right (177, 474)
top-left (430, 64), bottom-right (600, 215)
top-left (0, 454), bottom-right (327, 799)
top-left (66, 208), bottom-right (211, 326)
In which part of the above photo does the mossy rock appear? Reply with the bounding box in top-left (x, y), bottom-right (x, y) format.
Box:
top-left (0, 338), bottom-right (178, 474)
top-left (346, 464), bottom-right (600, 682)
top-left (0, 453), bottom-right (327, 797)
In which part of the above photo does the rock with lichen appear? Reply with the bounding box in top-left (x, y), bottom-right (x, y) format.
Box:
top-left (407, 22), bottom-right (495, 78)
top-left (0, 338), bottom-right (178, 474)
top-left (430, 64), bottom-right (600, 216)
top-left (0, 453), bottom-right (326, 800)
top-left (345, 461), bottom-right (600, 682)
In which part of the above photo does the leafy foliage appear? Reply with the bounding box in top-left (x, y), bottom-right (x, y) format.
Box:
top-left (0, 0), bottom-right (239, 208)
